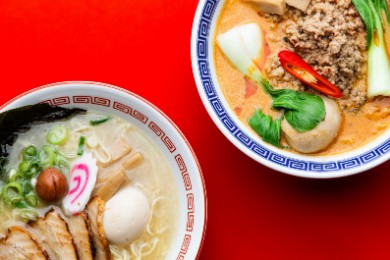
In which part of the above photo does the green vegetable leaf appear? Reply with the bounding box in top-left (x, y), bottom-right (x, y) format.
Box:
top-left (248, 109), bottom-right (281, 147)
top-left (47, 125), bottom-right (69, 146)
top-left (78, 136), bottom-right (86, 156)
top-left (353, 0), bottom-right (375, 44)
top-left (374, 0), bottom-right (390, 25)
top-left (89, 117), bottom-right (111, 126)
top-left (271, 90), bottom-right (326, 133)
top-left (352, 0), bottom-right (390, 97)
top-left (17, 208), bottom-right (39, 221)
top-left (261, 78), bottom-right (326, 133)
top-left (217, 22), bottom-right (327, 139)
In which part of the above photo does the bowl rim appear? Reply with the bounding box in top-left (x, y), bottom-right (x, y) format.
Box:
top-left (190, 0), bottom-right (390, 179)
top-left (0, 81), bottom-right (208, 259)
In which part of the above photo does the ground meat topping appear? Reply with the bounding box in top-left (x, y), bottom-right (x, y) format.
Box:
top-left (264, 0), bottom-right (368, 111)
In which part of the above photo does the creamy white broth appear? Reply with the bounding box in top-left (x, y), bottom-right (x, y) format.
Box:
top-left (1, 111), bottom-right (179, 259)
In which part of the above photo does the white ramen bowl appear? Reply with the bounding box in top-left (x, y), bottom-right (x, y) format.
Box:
top-left (191, 0), bottom-right (390, 179)
top-left (0, 81), bottom-right (207, 259)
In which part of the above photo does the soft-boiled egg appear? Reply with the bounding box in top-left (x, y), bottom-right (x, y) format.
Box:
top-left (103, 185), bottom-right (150, 245)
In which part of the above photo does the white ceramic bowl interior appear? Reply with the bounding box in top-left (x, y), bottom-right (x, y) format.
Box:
top-left (0, 81), bottom-right (207, 259)
top-left (191, 0), bottom-right (390, 178)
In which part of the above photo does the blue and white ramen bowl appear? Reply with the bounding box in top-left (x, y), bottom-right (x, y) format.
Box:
top-left (191, 0), bottom-right (390, 178)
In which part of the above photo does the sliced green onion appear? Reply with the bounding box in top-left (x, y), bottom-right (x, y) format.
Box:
top-left (12, 198), bottom-right (28, 208)
top-left (25, 165), bottom-right (40, 178)
top-left (25, 193), bottom-right (38, 207)
top-left (39, 145), bottom-right (57, 168)
top-left (77, 136), bottom-right (86, 156)
top-left (10, 172), bottom-right (24, 183)
top-left (18, 160), bottom-right (32, 174)
top-left (9, 168), bottom-right (18, 178)
top-left (90, 117), bottom-right (111, 126)
top-left (21, 181), bottom-right (33, 194)
top-left (17, 208), bottom-right (39, 221)
top-left (56, 155), bottom-right (70, 175)
top-left (2, 182), bottom-right (23, 204)
top-left (23, 145), bottom-right (38, 160)
top-left (47, 125), bottom-right (69, 145)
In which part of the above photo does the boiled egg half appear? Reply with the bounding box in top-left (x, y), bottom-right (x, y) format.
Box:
top-left (103, 185), bottom-right (150, 245)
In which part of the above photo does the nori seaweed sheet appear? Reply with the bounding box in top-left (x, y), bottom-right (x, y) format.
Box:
top-left (0, 103), bottom-right (86, 176)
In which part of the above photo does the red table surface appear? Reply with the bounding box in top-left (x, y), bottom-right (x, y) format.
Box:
top-left (1, 1), bottom-right (390, 259)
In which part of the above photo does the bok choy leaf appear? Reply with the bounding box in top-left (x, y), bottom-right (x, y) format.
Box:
top-left (248, 109), bottom-right (281, 147)
top-left (265, 87), bottom-right (325, 133)
top-left (217, 22), bottom-right (326, 145)
top-left (352, 0), bottom-right (390, 97)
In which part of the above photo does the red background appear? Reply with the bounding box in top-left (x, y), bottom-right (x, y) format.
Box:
top-left (1, 1), bottom-right (390, 259)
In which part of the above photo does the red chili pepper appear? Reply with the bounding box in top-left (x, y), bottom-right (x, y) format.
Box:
top-left (278, 50), bottom-right (343, 98)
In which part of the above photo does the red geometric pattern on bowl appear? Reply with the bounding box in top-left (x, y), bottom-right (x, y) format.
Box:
top-left (187, 193), bottom-right (195, 232)
top-left (41, 96), bottom-right (71, 106)
top-left (131, 110), bottom-right (149, 124)
top-left (176, 154), bottom-right (193, 191)
top-left (175, 153), bottom-right (188, 172)
top-left (73, 96), bottom-right (111, 107)
top-left (113, 101), bottom-right (132, 114)
top-left (174, 153), bottom-right (195, 259)
top-left (43, 95), bottom-right (196, 259)
top-left (92, 97), bottom-right (111, 107)
top-left (113, 101), bottom-right (149, 124)
top-left (182, 173), bottom-right (193, 191)
top-left (177, 234), bottom-right (192, 260)
top-left (149, 121), bottom-right (177, 153)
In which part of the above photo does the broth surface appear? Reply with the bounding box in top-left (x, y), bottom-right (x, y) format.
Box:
top-left (214, 1), bottom-right (390, 155)
top-left (1, 112), bottom-right (179, 259)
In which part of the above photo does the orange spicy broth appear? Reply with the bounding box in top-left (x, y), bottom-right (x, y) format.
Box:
top-left (214, 1), bottom-right (390, 155)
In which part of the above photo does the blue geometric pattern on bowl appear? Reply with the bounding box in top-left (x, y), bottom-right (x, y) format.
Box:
top-left (194, 0), bottom-right (390, 173)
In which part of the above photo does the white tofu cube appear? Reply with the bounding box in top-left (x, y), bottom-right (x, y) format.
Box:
top-left (245, 0), bottom-right (286, 15)
top-left (285, 0), bottom-right (311, 12)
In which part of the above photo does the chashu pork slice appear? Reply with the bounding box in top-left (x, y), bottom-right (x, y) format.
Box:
top-left (0, 226), bottom-right (48, 260)
top-left (68, 212), bottom-right (94, 260)
top-left (86, 196), bottom-right (112, 260)
top-left (28, 208), bottom-right (78, 260)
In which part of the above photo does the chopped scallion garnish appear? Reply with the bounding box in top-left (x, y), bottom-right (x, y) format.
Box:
top-left (25, 193), bottom-right (39, 207)
top-left (2, 182), bottom-right (23, 205)
top-left (38, 145), bottom-right (57, 168)
top-left (17, 208), bottom-right (39, 221)
top-left (47, 125), bottom-right (69, 146)
top-left (89, 117), bottom-right (111, 126)
top-left (77, 136), bottom-right (86, 156)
